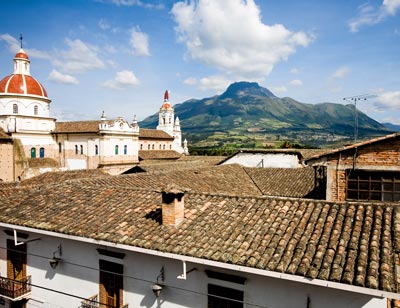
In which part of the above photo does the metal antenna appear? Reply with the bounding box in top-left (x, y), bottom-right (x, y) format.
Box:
top-left (343, 94), bottom-right (376, 143)
top-left (19, 33), bottom-right (23, 48)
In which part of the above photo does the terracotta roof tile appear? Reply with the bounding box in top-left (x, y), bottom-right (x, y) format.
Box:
top-left (0, 127), bottom-right (11, 139)
top-left (28, 158), bottom-right (60, 168)
top-left (139, 129), bottom-right (173, 139)
top-left (0, 182), bottom-right (397, 294)
top-left (139, 150), bottom-right (182, 160)
top-left (53, 120), bottom-right (104, 133)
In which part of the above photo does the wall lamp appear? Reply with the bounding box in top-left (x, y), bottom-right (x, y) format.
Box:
top-left (48, 244), bottom-right (62, 269)
top-left (151, 267), bottom-right (164, 297)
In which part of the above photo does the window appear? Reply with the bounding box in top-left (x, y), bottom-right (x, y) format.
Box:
top-left (115, 145), bottom-right (119, 155)
top-left (159, 144), bottom-right (162, 150)
top-left (148, 144), bottom-right (150, 150)
top-left (163, 144), bottom-right (165, 150)
top-left (140, 144), bottom-right (143, 150)
top-left (152, 144), bottom-right (155, 150)
top-left (7, 239), bottom-right (27, 282)
top-left (347, 170), bottom-right (400, 202)
top-left (34, 105), bottom-right (38, 116)
top-left (58, 142), bottom-right (62, 153)
top-left (39, 147), bottom-right (45, 158)
top-left (13, 104), bottom-right (18, 114)
top-left (30, 147), bottom-right (36, 158)
top-left (95, 145), bottom-right (99, 155)
top-left (99, 260), bottom-right (123, 308)
top-left (170, 145), bottom-right (172, 150)
top-left (80, 145), bottom-right (84, 155)
top-left (208, 284), bottom-right (243, 308)
top-left (124, 145), bottom-right (127, 155)
top-left (75, 145), bottom-right (78, 155)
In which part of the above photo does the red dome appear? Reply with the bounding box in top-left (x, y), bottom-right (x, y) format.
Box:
top-left (0, 74), bottom-right (48, 98)
top-left (162, 102), bottom-right (171, 109)
top-left (15, 51), bottom-right (29, 60)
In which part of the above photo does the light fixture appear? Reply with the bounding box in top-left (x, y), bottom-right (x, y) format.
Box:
top-left (151, 267), bottom-right (164, 297)
top-left (48, 244), bottom-right (62, 269)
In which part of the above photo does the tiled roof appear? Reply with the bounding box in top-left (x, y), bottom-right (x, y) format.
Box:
top-left (177, 155), bottom-right (226, 165)
top-left (139, 150), bottom-right (182, 160)
top-left (244, 167), bottom-right (317, 198)
top-left (132, 160), bottom-right (223, 173)
top-left (0, 127), bottom-right (11, 140)
top-left (139, 128), bottom-right (173, 139)
top-left (0, 181), bottom-right (397, 295)
top-left (306, 132), bottom-right (400, 162)
top-left (82, 164), bottom-right (263, 196)
top-left (53, 120), bottom-right (106, 133)
top-left (20, 169), bottom-right (109, 186)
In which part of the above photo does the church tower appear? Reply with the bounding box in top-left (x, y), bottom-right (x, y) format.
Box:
top-left (156, 90), bottom-right (185, 154)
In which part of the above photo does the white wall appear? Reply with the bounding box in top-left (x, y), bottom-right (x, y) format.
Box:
top-left (0, 228), bottom-right (388, 308)
top-left (222, 152), bottom-right (302, 168)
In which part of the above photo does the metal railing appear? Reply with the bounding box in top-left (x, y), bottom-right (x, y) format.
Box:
top-left (0, 275), bottom-right (31, 300)
top-left (79, 294), bottom-right (128, 308)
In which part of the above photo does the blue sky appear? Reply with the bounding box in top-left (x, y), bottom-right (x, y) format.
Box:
top-left (0, 0), bottom-right (399, 124)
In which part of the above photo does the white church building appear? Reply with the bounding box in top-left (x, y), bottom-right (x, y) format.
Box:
top-left (0, 48), bottom-right (188, 181)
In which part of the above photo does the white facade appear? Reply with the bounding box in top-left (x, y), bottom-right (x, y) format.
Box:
top-left (222, 152), bottom-right (303, 168)
top-left (0, 226), bottom-right (389, 308)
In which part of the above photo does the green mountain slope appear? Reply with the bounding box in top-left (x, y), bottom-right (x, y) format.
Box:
top-left (140, 82), bottom-right (391, 147)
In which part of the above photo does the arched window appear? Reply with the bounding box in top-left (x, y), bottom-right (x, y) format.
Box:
top-left (80, 145), bottom-right (83, 154)
top-left (13, 104), bottom-right (18, 114)
top-left (39, 147), bottom-right (45, 158)
top-left (169, 117), bottom-right (172, 124)
top-left (140, 144), bottom-right (143, 150)
top-left (148, 144), bottom-right (150, 150)
top-left (95, 145), bottom-right (99, 155)
top-left (75, 145), bottom-right (78, 155)
top-left (159, 144), bottom-right (162, 150)
top-left (152, 144), bottom-right (155, 150)
top-left (34, 105), bottom-right (38, 116)
top-left (58, 142), bottom-right (62, 153)
top-left (30, 147), bottom-right (36, 158)
top-left (170, 145), bottom-right (172, 150)
top-left (163, 144), bottom-right (165, 150)
top-left (124, 145), bottom-right (127, 155)
top-left (115, 145), bottom-right (119, 155)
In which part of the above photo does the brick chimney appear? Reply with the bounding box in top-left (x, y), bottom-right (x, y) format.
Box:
top-left (161, 186), bottom-right (185, 227)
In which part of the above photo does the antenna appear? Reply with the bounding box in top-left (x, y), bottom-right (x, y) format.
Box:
top-left (19, 33), bottom-right (23, 49)
top-left (343, 94), bottom-right (376, 143)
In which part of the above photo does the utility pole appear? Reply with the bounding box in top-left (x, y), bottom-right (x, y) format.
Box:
top-left (343, 94), bottom-right (375, 143)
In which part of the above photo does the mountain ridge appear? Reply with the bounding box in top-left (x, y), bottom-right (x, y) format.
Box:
top-left (141, 82), bottom-right (392, 147)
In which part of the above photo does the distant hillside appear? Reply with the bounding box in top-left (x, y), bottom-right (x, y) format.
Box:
top-left (383, 122), bottom-right (400, 132)
top-left (141, 82), bottom-right (392, 147)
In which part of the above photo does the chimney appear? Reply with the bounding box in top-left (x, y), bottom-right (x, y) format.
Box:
top-left (161, 186), bottom-right (185, 227)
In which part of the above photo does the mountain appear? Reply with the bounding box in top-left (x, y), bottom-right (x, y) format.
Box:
top-left (140, 81), bottom-right (392, 147)
top-left (382, 122), bottom-right (400, 132)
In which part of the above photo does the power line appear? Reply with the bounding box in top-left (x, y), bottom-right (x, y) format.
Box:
top-left (0, 245), bottom-right (269, 308)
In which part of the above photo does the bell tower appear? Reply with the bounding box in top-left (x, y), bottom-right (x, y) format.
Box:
top-left (157, 90), bottom-right (175, 134)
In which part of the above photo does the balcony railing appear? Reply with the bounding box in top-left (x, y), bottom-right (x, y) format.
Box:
top-left (79, 294), bottom-right (128, 308)
top-left (0, 275), bottom-right (31, 300)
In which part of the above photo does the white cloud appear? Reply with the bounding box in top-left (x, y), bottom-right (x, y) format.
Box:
top-left (290, 67), bottom-right (300, 74)
top-left (198, 76), bottom-right (233, 92)
top-left (332, 66), bottom-right (351, 78)
top-left (102, 70), bottom-right (140, 90)
top-left (0, 33), bottom-right (50, 59)
top-left (171, 0), bottom-right (312, 79)
top-left (270, 86), bottom-right (287, 93)
top-left (349, 0), bottom-right (400, 32)
top-left (375, 90), bottom-right (400, 109)
top-left (98, 19), bottom-right (111, 30)
top-left (103, 0), bottom-right (164, 9)
top-left (48, 70), bottom-right (79, 84)
top-left (289, 79), bottom-right (303, 86)
top-left (183, 77), bottom-right (197, 85)
top-left (130, 28), bottom-right (150, 56)
top-left (53, 39), bottom-right (105, 74)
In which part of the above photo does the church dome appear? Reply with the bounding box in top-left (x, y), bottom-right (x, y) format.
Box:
top-left (0, 74), bottom-right (48, 98)
top-left (0, 48), bottom-right (48, 99)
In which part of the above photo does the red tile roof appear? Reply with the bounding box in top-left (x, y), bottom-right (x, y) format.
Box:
top-left (139, 150), bottom-right (182, 160)
top-left (139, 128), bottom-right (173, 139)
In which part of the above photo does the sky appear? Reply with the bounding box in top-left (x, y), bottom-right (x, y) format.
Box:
top-left (0, 0), bottom-right (399, 124)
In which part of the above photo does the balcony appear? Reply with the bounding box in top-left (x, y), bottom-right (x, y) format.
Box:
top-left (0, 275), bottom-right (31, 301)
top-left (80, 294), bottom-right (128, 308)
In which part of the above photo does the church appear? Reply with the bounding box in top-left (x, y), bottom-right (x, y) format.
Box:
top-left (0, 48), bottom-right (188, 182)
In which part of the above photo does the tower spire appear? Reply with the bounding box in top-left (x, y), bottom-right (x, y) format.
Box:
top-left (19, 33), bottom-right (23, 49)
top-left (164, 90), bottom-right (169, 102)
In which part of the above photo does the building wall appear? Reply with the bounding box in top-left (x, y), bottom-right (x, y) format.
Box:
top-left (0, 140), bottom-right (13, 182)
top-left (222, 152), bottom-right (302, 168)
top-left (140, 139), bottom-right (173, 151)
top-left (324, 139), bottom-right (400, 201)
top-left (0, 228), bottom-right (388, 308)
